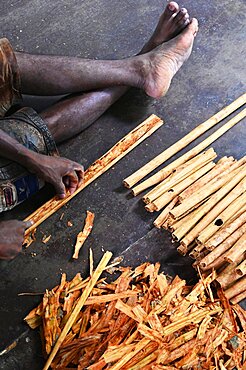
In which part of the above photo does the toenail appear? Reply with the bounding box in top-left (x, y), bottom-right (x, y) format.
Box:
top-left (168, 3), bottom-right (176, 11)
top-left (181, 8), bottom-right (187, 13)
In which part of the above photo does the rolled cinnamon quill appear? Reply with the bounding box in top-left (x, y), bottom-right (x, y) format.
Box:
top-left (124, 94), bottom-right (246, 189)
top-left (224, 275), bottom-right (246, 300)
top-left (197, 192), bottom-right (246, 245)
top-left (132, 108), bottom-right (246, 196)
top-left (205, 212), bottom-right (246, 251)
top-left (176, 165), bottom-right (246, 247)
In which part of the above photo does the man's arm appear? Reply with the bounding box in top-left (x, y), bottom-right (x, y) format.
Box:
top-left (0, 129), bottom-right (84, 197)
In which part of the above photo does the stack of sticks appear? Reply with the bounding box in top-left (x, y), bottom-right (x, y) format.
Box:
top-left (25, 259), bottom-right (246, 369)
top-left (123, 94), bottom-right (246, 304)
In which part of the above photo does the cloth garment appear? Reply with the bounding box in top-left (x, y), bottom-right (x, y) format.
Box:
top-left (0, 38), bottom-right (58, 211)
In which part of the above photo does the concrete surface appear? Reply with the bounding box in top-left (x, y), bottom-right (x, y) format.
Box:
top-left (0, 0), bottom-right (245, 369)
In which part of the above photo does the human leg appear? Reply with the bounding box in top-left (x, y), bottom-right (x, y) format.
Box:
top-left (40, 13), bottom-right (198, 142)
top-left (16, 3), bottom-right (193, 97)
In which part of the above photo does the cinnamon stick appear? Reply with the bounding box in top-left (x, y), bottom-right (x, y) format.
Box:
top-left (123, 93), bottom-right (246, 189)
top-left (197, 191), bottom-right (246, 245)
top-left (153, 161), bottom-right (215, 211)
top-left (223, 233), bottom-right (246, 264)
top-left (178, 156), bottom-right (234, 202)
top-left (199, 223), bottom-right (246, 269)
top-left (171, 160), bottom-right (246, 220)
top-left (205, 212), bottom-right (246, 251)
top-left (24, 115), bottom-right (163, 241)
top-left (131, 108), bottom-right (246, 196)
top-left (153, 197), bottom-right (178, 228)
top-left (235, 259), bottom-right (246, 277)
top-left (224, 275), bottom-right (246, 300)
top-left (176, 166), bottom-right (246, 247)
top-left (230, 290), bottom-right (246, 304)
top-left (143, 148), bottom-right (216, 203)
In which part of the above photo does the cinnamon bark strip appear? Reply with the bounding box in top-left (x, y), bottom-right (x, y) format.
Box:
top-left (230, 290), bottom-right (246, 304)
top-left (123, 93), bottom-right (246, 189)
top-left (197, 191), bottom-right (246, 245)
top-left (178, 156), bottom-right (234, 202)
top-left (153, 161), bottom-right (215, 211)
top-left (223, 233), bottom-right (246, 263)
top-left (205, 212), bottom-right (246, 251)
top-left (143, 148), bottom-right (216, 203)
top-left (42, 251), bottom-right (112, 370)
top-left (73, 211), bottom-right (95, 259)
top-left (153, 196), bottom-right (179, 228)
top-left (199, 223), bottom-right (246, 269)
top-left (224, 275), bottom-right (246, 300)
top-left (235, 259), bottom-right (246, 277)
top-left (215, 255), bottom-right (244, 288)
top-left (171, 159), bottom-right (246, 220)
top-left (176, 167), bottom-right (246, 247)
top-left (24, 115), bottom-right (163, 241)
top-left (131, 107), bottom-right (246, 196)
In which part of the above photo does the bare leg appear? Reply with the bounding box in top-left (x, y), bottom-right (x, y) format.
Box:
top-left (16, 3), bottom-right (194, 98)
top-left (40, 5), bottom-right (196, 143)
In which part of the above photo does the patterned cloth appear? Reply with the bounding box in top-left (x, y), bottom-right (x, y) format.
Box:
top-left (0, 38), bottom-right (58, 211)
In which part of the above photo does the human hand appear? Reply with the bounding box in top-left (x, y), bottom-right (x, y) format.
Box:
top-left (0, 220), bottom-right (32, 260)
top-left (27, 153), bottom-right (84, 198)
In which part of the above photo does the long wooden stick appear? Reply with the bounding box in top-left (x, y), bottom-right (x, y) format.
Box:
top-left (123, 93), bottom-right (246, 189)
top-left (197, 192), bottom-right (246, 245)
top-left (223, 233), bottom-right (246, 264)
top-left (24, 115), bottom-right (163, 240)
top-left (230, 290), bottom-right (246, 304)
top-left (143, 148), bottom-right (216, 204)
top-left (42, 251), bottom-right (112, 370)
top-left (175, 166), bottom-right (246, 246)
top-left (171, 160), bottom-right (246, 220)
top-left (131, 108), bottom-right (246, 196)
top-left (199, 223), bottom-right (246, 269)
top-left (153, 161), bottom-right (215, 212)
top-left (205, 212), bottom-right (246, 251)
top-left (178, 156), bottom-right (234, 202)
top-left (224, 275), bottom-right (246, 300)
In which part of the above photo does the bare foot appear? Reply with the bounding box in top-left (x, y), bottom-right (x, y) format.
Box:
top-left (141, 2), bottom-right (190, 53)
top-left (140, 18), bottom-right (198, 98)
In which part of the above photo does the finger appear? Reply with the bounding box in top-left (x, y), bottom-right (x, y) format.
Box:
top-left (24, 220), bottom-right (34, 229)
top-left (76, 169), bottom-right (84, 186)
top-left (54, 180), bottom-right (66, 198)
top-left (66, 171), bottom-right (79, 195)
top-left (63, 175), bottom-right (70, 187)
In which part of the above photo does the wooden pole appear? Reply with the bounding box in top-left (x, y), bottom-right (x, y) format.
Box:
top-left (24, 115), bottom-right (163, 241)
top-left (123, 93), bottom-right (246, 189)
top-left (131, 107), bottom-right (246, 196)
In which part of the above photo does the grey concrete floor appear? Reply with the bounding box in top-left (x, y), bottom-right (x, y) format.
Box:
top-left (0, 0), bottom-right (245, 369)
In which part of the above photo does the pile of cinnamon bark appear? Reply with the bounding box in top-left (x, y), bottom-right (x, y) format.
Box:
top-left (25, 260), bottom-right (246, 369)
top-left (124, 94), bottom-right (246, 304)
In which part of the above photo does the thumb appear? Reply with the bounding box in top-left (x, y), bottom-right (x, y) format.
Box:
top-left (54, 180), bottom-right (66, 199)
top-left (24, 220), bottom-right (34, 229)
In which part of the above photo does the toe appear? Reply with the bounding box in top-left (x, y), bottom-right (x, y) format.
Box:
top-left (162, 1), bottom-right (179, 20)
top-left (189, 18), bottom-right (199, 36)
top-left (175, 8), bottom-right (188, 22)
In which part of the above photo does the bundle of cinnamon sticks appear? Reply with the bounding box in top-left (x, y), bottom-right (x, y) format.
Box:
top-left (124, 94), bottom-right (246, 304)
top-left (25, 259), bottom-right (246, 369)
